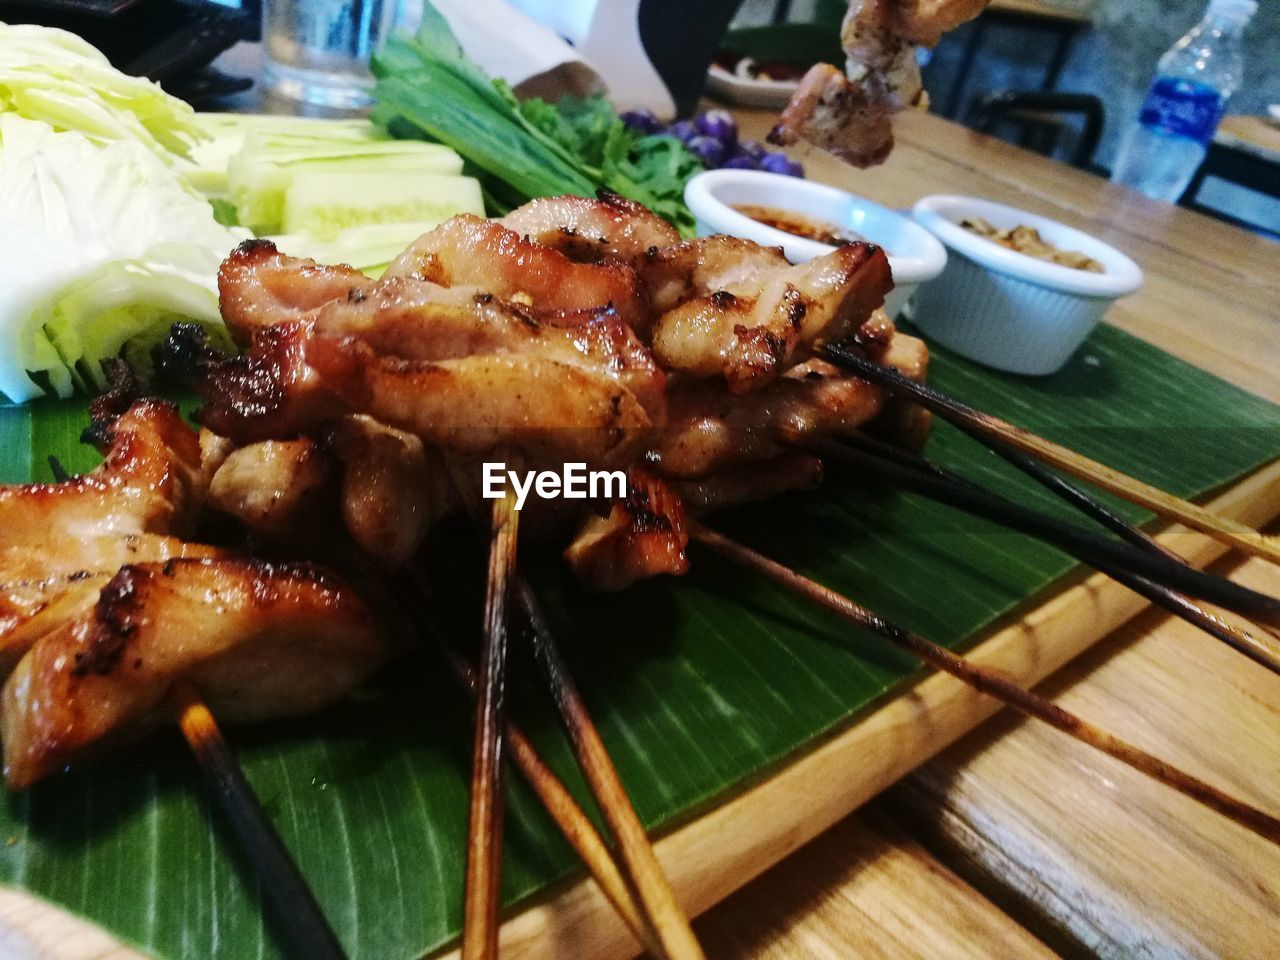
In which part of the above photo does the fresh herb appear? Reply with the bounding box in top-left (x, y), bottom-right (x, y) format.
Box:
top-left (372, 4), bottom-right (703, 235)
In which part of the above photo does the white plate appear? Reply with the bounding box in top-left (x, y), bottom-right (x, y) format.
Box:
top-left (1266, 104), bottom-right (1280, 127)
top-left (705, 62), bottom-right (798, 109)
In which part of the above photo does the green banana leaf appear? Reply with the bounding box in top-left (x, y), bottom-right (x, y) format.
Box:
top-left (0, 323), bottom-right (1276, 960)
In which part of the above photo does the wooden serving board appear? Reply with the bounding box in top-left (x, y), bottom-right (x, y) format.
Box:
top-left (2, 461), bottom-right (1276, 959)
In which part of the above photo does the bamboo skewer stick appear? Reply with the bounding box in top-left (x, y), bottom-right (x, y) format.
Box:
top-left (462, 489), bottom-right (519, 960)
top-left (933, 426), bottom-right (1280, 651)
top-left (820, 341), bottom-right (1280, 566)
top-left (870, 431), bottom-right (1280, 669)
top-left (46, 456), bottom-right (70, 483)
top-left (169, 683), bottom-right (348, 960)
top-left (515, 578), bottom-right (706, 960)
top-left (797, 434), bottom-right (1280, 628)
top-left (396, 572), bottom-right (656, 954)
top-left (440, 467), bottom-right (700, 958)
top-left (824, 432), bottom-right (1280, 674)
top-left (689, 522), bottom-right (1280, 845)
top-left (459, 652), bottom-right (656, 954)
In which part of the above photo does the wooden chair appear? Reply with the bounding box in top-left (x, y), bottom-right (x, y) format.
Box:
top-left (970, 90), bottom-right (1105, 171)
top-left (1178, 141), bottom-right (1280, 241)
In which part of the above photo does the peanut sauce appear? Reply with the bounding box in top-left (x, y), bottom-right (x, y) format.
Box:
top-left (958, 217), bottom-right (1104, 273)
top-left (733, 204), bottom-right (863, 247)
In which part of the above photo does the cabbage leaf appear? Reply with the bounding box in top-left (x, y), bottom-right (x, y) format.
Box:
top-left (0, 22), bottom-right (200, 163)
top-left (0, 116), bottom-right (245, 402)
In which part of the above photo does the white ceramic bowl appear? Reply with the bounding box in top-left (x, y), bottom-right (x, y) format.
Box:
top-left (683, 169), bottom-right (947, 318)
top-left (911, 195), bottom-right (1144, 375)
top-left (705, 62), bottom-right (799, 109)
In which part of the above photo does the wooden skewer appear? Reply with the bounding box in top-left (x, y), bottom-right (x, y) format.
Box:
top-left (515, 578), bottom-right (706, 960)
top-left (823, 432), bottom-right (1280, 674)
top-left (866, 430), bottom-right (1280, 671)
top-left (819, 341), bottom-right (1280, 566)
top-left (797, 434), bottom-right (1280, 629)
top-left (688, 522), bottom-right (1280, 845)
top-left (170, 683), bottom-right (348, 960)
top-left (462, 488), bottom-right (519, 960)
top-left (395, 569), bottom-right (656, 954)
top-left (449, 643), bottom-right (656, 953)
top-left (440, 464), bottom-right (698, 958)
top-left (46, 456), bottom-right (70, 483)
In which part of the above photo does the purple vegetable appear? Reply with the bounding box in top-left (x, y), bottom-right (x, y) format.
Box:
top-left (667, 119), bottom-right (698, 144)
top-left (619, 109), bottom-right (662, 135)
top-left (760, 152), bottom-right (805, 177)
top-left (721, 153), bottom-right (759, 171)
top-left (686, 134), bottom-right (727, 168)
top-left (695, 109), bottom-right (738, 146)
top-left (735, 139), bottom-right (766, 162)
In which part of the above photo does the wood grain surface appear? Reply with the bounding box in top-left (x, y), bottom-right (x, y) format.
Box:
top-left (697, 108), bottom-right (1280, 960)
top-left (888, 552), bottom-right (1280, 959)
top-left (2, 109), bottom-right (1277, 959)
top-left (1216, 115), bottom-right (1280, 163)
top-left (695, 809), bottom-right (1060, 960)
top-left (430, 470), bottom-right (1278, 960)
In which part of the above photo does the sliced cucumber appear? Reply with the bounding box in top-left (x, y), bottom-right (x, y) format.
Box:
top-left (229, 127), bottom-right (463, 232)
top-left (281, 171), bottom-right (484, 238)
top-left (186, 114), bottom-right (377, 199)
top-left (268, 221), bottom-right (444, 275)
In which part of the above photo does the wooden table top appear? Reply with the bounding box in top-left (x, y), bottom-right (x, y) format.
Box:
top-left (1216, 114), bottom-right (1280, 164)
top-left (694, 107), bottom-right (1280, 958)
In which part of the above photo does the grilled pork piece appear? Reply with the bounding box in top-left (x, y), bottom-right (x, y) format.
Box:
top-left (651, 358), bottom-right (887, 479)
top-left (770, 63), bottom-right (897, 168)
top-left (308, 276), bottom-right (667, 422)
top-left (207, 437), bottom-right (335, 542)
top-left (771, 1), bottom-right (989, 168)
top-left (840, 0), bottom-right (926, 111)
top-left (564, 468), bottom-right (689, 591)
top-left (304, 338), bottom-right (652, 470)
top-left (500, 193), bottom-right (680, 266)
top-left (219, 239), bottom-right (371, 344)
top-left (0, 536), bottom-right (224, 679)
top-left (0, 400), bottom-right (204, 543)
top-left (197, 320), bottom-right (348, 443)
top-left (675, 452), bottom-right (825, 515)
top-left (891, 0), bottom-right (991, 46)
top-left (648, 239), bottom-right (893, 392)
top-left (385, 214), bottom-right (650, 335)
top-left (869, 323), bottom-right (932, 449)
top-left (329, 415), bottom-right (451, 568)
top-left (1, 557), bottom-right (388, 789)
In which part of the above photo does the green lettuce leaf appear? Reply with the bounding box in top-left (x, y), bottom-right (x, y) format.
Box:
top-left (0, 23), bottom-right (200, 163)
top-left (0, 116), bottom-right (246, 402)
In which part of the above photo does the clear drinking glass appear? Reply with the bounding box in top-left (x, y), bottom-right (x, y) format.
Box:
top-left (263, 0), bottom-right (420, 109)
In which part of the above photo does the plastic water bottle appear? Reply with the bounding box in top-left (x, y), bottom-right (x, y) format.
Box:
top-left (1110, 0), bottom-right (1255, 202)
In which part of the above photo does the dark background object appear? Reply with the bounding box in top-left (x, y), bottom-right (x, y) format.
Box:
top-left (639, 0), bottom-right (745, 117)
top-left (940, 4), bottom-right (1089, 119)
top-left (718, 22), bottom-right (842, 69)
top-left (5, 0), bottom-right (257, 103)
top-left (971, 90), bottom-right (1105, 171)
top-left (1179, 142), bottom-right (1280, 241)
